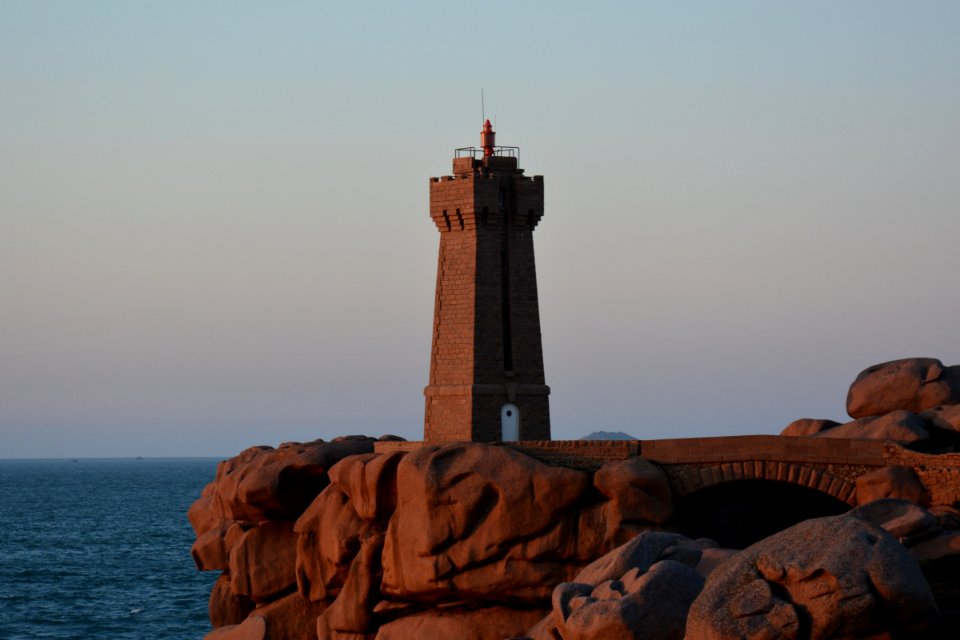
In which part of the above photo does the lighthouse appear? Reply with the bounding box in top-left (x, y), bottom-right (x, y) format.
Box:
top-left (423, 122), bottom-right (551, 443)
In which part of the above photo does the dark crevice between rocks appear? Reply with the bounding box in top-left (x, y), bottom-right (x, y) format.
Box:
top-left (276, 465), bottom-right (330, 516)
top-left (765, 578), bottom-right (811, 639)
top-left (918, 555), bottom-right (960, 639)
top-left (671, 480), bottom-right (851, 549)
top-left (862, 573), bottom-right (906, 638)
top-left (428, 485), bottom-right (502, 558)
top-left (908, 432), bottom-right (960, 454)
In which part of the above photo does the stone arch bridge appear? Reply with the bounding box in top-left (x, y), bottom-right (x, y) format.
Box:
top-left (511, 436), bottom-right (960, 507)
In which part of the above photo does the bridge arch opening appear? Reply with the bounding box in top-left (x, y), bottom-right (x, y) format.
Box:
top-left (672, 479), bottom-right (851, 549)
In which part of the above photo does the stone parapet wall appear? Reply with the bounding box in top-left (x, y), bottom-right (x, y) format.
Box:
top-left (373, 440), bottom-right (424, 454)
top-left (639, 435), bottom-right (888, 466)
top-left (380, 436), bottom-right (891, 468)
top-left (374, 439), bottom-right (636, 472)
top-left (501, 439), bottom-right (636, 471)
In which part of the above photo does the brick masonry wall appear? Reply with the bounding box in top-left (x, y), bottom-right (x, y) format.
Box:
top-left (427, 177), bottom-right (477, 388)
top-left (506, 177), bottom-right (546, 384)
top-left (423, 390), bottom-right (474, 444)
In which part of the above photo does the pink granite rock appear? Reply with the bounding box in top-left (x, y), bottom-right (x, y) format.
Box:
top-left (593, 457), bottom-right (673, 526)
top-left (929, 505), bottom-right (960, 530)
top-left (572, 531), bottom-right (696, 586)
top-left (694, 547), bottom-right (740, 580)
top-left (850, 498), bottom-right (939, 540)
top-left (816, 410), bottom-right (930, 444)
top-left (295, 484), bottom-right (379, 602)
top-left (229, 520), bottom-right (298, 603)
top-left (204, 615), bottom-right (266, 640)
top-left (249, 592), bottom-right (329, 640)
top-left (190, 481), bottom-right (223, 538)
top-left (780, 418), bottom-right (840, 436)
top-left (328, 451), bottom-right (405, 522)
top-left (192, 521), bottom-right (234, 572)
top-left (921, 403), bottom-right (960, 432)
top-left (554, 560), bottom-right (704, 640)
top-left (375, 607), bottom-right (548, 640)
top-left (856, 465), bottom-right (926, 505)
top-left (318, 533), bottom-right (384, 638)
top-left (686, 515), bottom-right (938, 639)
top-left (209, 573), bottom-right (254, 628)
top-left (211, 437), bottom-right (376, 523)
top-left (529, 532), bottom-right (721, 640)
top-left (380, 443), bottom-right (592, 603)
top-left (846, 358), bottom-right (959, 419)
top-left (910, 531), bottom-right (960, 563)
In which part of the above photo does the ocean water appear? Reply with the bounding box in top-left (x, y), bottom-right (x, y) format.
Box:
top-left (0, 458), bottom-right (220, 639)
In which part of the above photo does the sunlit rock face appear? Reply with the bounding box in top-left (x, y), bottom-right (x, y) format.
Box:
top-left (190, 439), bottom-right (677, 640)
top-left (190, 442), bottom-right (956, 639)
top-left (846, 358), bottom-right (960, 419)
top-left (786, 357), bottom-right (960, 451)
top-left (189, 357), bottom-right (960, 639)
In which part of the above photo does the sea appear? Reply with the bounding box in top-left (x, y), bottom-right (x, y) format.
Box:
top-left (0, 458), bottom-right (221, 639)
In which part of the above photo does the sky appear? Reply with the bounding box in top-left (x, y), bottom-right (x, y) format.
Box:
top-left (2, 2), bottom-right (959, 458)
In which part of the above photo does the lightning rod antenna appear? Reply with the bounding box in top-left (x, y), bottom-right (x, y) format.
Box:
top-left (481, 88), bottom-right (485, 126)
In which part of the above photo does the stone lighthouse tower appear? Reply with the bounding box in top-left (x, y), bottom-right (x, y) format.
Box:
top-left (423, 121), bottom-right (550, 443)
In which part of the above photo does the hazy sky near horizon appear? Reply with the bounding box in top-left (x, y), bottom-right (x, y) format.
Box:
top-left (2, 2), bottom-right (959, 458)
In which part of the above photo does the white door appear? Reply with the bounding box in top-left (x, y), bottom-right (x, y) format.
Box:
top-left (501, 403), bottom-right (520, 441)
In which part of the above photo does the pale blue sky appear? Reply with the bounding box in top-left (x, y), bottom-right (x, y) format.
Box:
top-left (2, 2), bottom-right (959, 457)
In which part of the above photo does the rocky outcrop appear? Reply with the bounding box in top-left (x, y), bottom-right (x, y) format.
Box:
top-left (209, 573), bottom-right (254, 628)
top-left (686, 515), bottom-right (939, 639)
top-left (850, 498), bottom-right (940, 540)
top-left (815, 409), bottom-right (930, 445)
top-left (190, 357), bottom-right (960, 639)
top-left (552, 560), bottom-right (703, 640)
top-left (855, 466), bottom-right (926, 504)
top-left (528, 532), bottom-right (715, 640)
top-left (191, 436), bottom-right (954, 639)
top-left (191, 439), bottom-right (677, 640)
top-left (190, 437), bottom-right (378, 528)
top-left (295, 484), bottom-right (379, 603)
top-left (783, 357), bottom-right (960, 450)
top-left (847, 358), bottom-right (960, 419)
top-left (593, 457), bottom-right (673, 527)
top-left (922, 404), bottom-right (960, 433)
top-left (380, 443), bottom-right (593, 603)
top-left (189, 437), bottom-right (379, 640)
top-left (376, 607), bottom-right (548, 640)
top-left (780, 418), bottom-right (840, 437)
